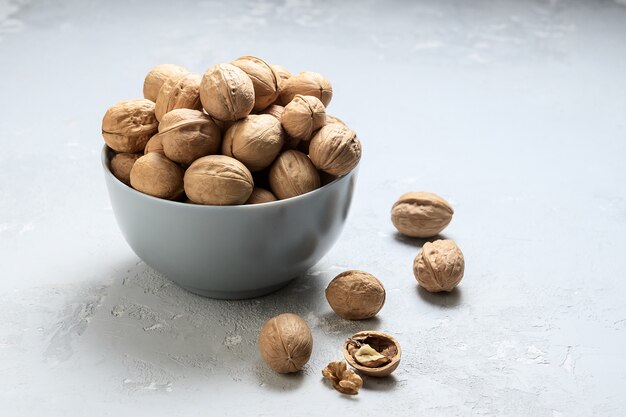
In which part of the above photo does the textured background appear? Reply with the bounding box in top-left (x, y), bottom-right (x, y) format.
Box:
top-left (1, 0), bottom-right (626, 415)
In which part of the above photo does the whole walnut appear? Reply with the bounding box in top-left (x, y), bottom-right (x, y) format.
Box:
top-left (144, 134), bottom-right (164, 155)
top-left (270, 64), bottom-right (291, 85)
top-left (110, 153), bottom-right (141, 186)
top-left (279, 71), bottom-right (332, 107)
top-left (130, 153), bottom-right (184, 200)
top-left (246, 187), bottom-right (277, 204)
top-left (325, 270), bottom-right (385, 320)
top-left (222, 114), bottom-right (284, 172)
top-left (102, 99), bottom-right (158, 153)
top-left (184, 155), bottom-right (253, 205)
top-left (391, 192), bottom-right (454, 238)
top-left (413, 239), bottom-right (465, 292)
top-left (231, 56), bottom-right (280, 111)
top-left (309, 124), bottom-right (361, 176)
top-left (258, 313), bottom-right (313, 373)
top-left (199, 63), bottom-right (255, 122)
top-left (281, 95), bottom-right (326, 142)
top-left (261, 104), bottom-right (284, 121)
top-left (155, 73), bottom-right (202, 121)
top-left (269, 150), bottom-right (320, 199)
top-left (157, 109), bottom-right (221, 165)
top-left (143, 64), bottom-right (189, 102)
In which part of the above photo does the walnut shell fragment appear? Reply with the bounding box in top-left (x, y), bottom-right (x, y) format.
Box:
top-left (279, 71), bottom-right (333, 107)
top-left (309, 123), bottom-right (361, 176)
top-left (258, 313), bottom-right (313, 373)
top-left (325, 270), bottom-right (385, 320)
top-left (322, 361), bottom-right (363, 395)
top-left (102, 99), bottom-right (158, 153)
top-left (184, 155), bottom-right (253, 205)
top-left (231, 55), bottom-right (280, 111)
top-left (222, 114), bottom-right (284, 172)
top-left (200, 63), bottom-right (255, 122)
top-left (155, 73), bottom-right (203, 121)
top-left (269, 150), bottom-right (320, 199)
top-left (130, 153), bottom-right (184, 200)
top-left (391, 192), bottom-right (454, 238)
top-left (281, 95), bottom-right (326, 142)
top-left (143, 64), bottom-right (189, 102)
top-left (343, 331), bottom-right (401, 377)
top-left (110, 153), bottom-right (141, 186)
top-left (158, 109), bottom-right (221, 165)
top-left (413, 239), bottom-right (465, 292)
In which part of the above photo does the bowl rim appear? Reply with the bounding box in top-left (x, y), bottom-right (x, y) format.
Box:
top-left (102, 145), bottom-right (358, 210)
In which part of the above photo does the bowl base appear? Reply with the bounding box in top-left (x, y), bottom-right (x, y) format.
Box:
top-left (177, 279), bottom-right (294, 300)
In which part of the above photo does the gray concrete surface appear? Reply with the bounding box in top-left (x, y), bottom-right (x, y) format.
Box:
top-left (1, 0), bottom-right (625, 416)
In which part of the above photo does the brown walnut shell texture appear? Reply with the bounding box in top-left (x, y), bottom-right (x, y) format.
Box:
top-left (413, 239), bottom-right (465, 292)
top-left (391, 192), bottom-right (454, 238)
top-left (144, 134), bottom-right (165, 155)
top-left (309, 123), bottom-right (361, 176)
top-left (269, 150), bottom-right (320, 200)
top-left (110, 153), bottom-right (141, 186)
top-left (158, 109), bottom-right (221, 166)
top-left (281, 95), bottom-right (326, 141)
top-left (143, 64), bottom-right (189, 102)
top-left (270, 64), bottom-right (291, 84)
top-left (258, 313), bottom-right (313, 374)
top-left (343, 331), bottom-right (401, 377)
top-left (246, 187), bottom-right (277, 204)
top-left (129, 153), bottom-right (184, 200)
top-left (155, 73), bottom-right (202, 121)
top-left (222, 114), bottom-right (284, 172)
top-left (325, 270), bottom-right (385, 320)
top-left (184, 155), bottom-right (253, 205)
top-left (231, 55), bottom-right (280, 111)
top-left (200, 63), bottom-right (255, 122)
top-left (280, 71), bottom-right (333, 107)
top-left (261, 104), bottom-right (284, 121)
top-left (102, 99), bottom-right (158, 153)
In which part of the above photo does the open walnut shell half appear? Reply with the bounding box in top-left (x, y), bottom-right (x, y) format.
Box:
top-left (342, 331), bottom-right (401, 377)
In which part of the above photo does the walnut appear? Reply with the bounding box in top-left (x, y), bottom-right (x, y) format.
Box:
top-left (413, 239), bottom-right (465, 292)
top-left (143, 64), bottom-right (188, 102)
top-left (144, 134), bottom-right (164, 155)
top-left (309, 124), bottom-right (361, 176)
top-left (343, 331), bottom-right (401, 377)
top-left (231, 56), bottom-right (280, 111)
top-left (270, 64), bottom-right (291, 85)
top-left (110, 153), bottom-right (141, 186)
top-left (322, 361), bottom-right (363, 395)
top-left (157, 109), bottom-right (221, 165)
top-left (155, 73), bottom-right (202, 121)
top-left (261, 104), bottom-right (284, 121)
top-left (102, 99), bottom-right (158, 153)
top-left (391, 192), bottom-right (454, 238)
top-left (325, 114), bottom-right (346, 127)
top-left (269, 150), bottom-right (320, 199)
top-left (222, 114), bottom-right (284, 172)
top-left (199, 63), bottom-right (255, 122)
top-left (258, 313), bottom-right (313, 373)
top-left (183, 155), bottom-right (253, 205)
top-left (246, 187), bottom-right (277, 204)
top-left (325, 270), bottom-right (385, 320)
top-left (129, 153), bottom-right (184, 200)
top-left (281, 95), bottom-right (326, 142)
top-left (279, 71), bottom-right (333, 107)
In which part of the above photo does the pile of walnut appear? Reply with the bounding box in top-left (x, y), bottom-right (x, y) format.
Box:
top-left (102, 57), bottom-right (362, 205)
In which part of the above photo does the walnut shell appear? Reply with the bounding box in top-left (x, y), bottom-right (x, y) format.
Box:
top-left (325, 270), bottom-right (385, 320)
top-left (184, 155), bottom-right (253, 205)
top-left (246, 187), bottom-right (277, 204)
top-left (281, 95), bottom-right (326, 141)
top-left (199, 63), bottom-right (255, 122)
top-left (391, 192), bottom-right (454, 238)
top-left (261, 104), bottom-right (284, 121)
top-left (309, 124), bottom-right (361, 176)
top-left (144, 134), bottom-right (165, 155)
top-left (129, 153), bottom-right (184, 200)
top-left (258, 313), bottom-right (313, 374)
top-left (279, 71), bottom-right (332, 107)
top-left (270, 64), bottom-right (291, 85)
top-left (343, 331), bottom-right (401, 377)
top-left (222, 114), bottom-right (284, 172)
top-left (157, 109), bottom-right (221, 165)
top-left (269, 150), bottom-right (320, 200)
top-left (102, 99), bottom-right (158, 153)
top-left (110, 153), bottom-right (141, 186)
top-left (413, 239), bottom-right (465, 292)
top-left (325, 114), bottom-right (347, 127)
top-left (231, 56), bottom-right (280, 111)
top-left (155, 73), bottom-right (202, 121)
top-left (143, 64), bottom-right (189, 102)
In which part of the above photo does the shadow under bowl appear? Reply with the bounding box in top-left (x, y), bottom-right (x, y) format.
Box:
top-left (101, 146), bottom-right (358, 299)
